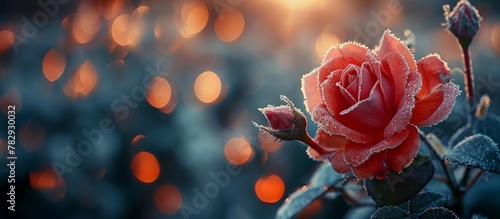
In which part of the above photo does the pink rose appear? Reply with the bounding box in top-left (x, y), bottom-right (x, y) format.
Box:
top-left (302, 31), bottom-right (460, 179)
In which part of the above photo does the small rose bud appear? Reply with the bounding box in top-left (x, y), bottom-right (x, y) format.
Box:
top-left (254, 95), bottom-right (307, 141)
top-left (475, 95), bottom-right (491, 119)
top-left (444, 0), bottom-right (482, 45)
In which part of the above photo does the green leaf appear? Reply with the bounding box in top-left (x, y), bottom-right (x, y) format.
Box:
top-left (276, 186), bottom-right (326, 219)
top-left (309, 162), bottom-right (344, 188)
top-left (370, 206), bottom-right (408, 219)
top-left (445, 134), bottom-right (500, 173)
top-left (366, 155), bottom-right (434, 207)
top-left (417, 207), bottom-right (458, 219)
top-left (409, 192), bottom-right (449, 214)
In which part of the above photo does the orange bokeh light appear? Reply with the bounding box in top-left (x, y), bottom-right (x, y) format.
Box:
top-left (75, 60), bottom-right (98, 96)
top-left (72, 2), bottom-right (100, 44)
top-left (154, 184), bottom-right (182, 214)
top-left (131, 134), bottom-right (145, 146)
top-left (255, 174), bottom-right (285, 204)
top-left (131, 151), bottom-right (160, 183)
top-left (492, 24), bottom-right (500, 53)
top-left (0, 30), bottom-right (14, 53)
top-left (29, 168), bottom-right (66, 201)
top-left (258, 131), bottom-right (283, 152)
top-left (194, 71), bottom-right (222, 104)
top-left (111, 14), bottom-right (131, 46)
top-left (146, 76), bottom-right (172, 109)
top-left (42, 49), bottom-right (66, 82)
top-left (159, 87), bottom-right (177, 114)
top-left (224, 137), bottom-right (253, 165)
top-left (178, 1), bottom-right (209, 37)
top-left (214, 10), bottom-right (245, 42)
top-left (20, 120), bottom-right (45, 153)
top-left (315, 28), bottom-right (342, 61)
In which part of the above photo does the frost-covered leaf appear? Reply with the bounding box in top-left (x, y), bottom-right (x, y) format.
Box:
top-left (276, 163), bottom-right (344, 219)
top-left (309, 162), bottom-right (344, 188)
top-left (417, 207), bottom-right (458, 219)
top-left (409, 192), bottom-right (449, 214)
top-left (445, 134), bottom-right (500, 173)
top-left (370, 206), bottom-right (408, 219)
top-left (366, 155), bottom-right (434, 207)
top-left (276, 186), bottom-right (326, 219)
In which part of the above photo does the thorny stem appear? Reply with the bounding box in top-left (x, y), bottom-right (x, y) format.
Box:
top-left (418, 130), bottom-right (459, 196)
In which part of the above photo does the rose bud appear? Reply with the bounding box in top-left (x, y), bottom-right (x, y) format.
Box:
top-left (254, 95), bottom-right (330, 155)
top-left (444, 0), bottom-right (481, 44)
top-left (254, 95), bottom-right (307, 141)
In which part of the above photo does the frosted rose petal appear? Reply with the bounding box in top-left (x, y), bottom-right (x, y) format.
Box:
top-left (340, 82), bottom-right (392, 128)
top-left (344, 127), bottom-right (409, 166)
top-left (331, 151), bottom-right (350, 173)
top-left (411, 82), bottom-right (460, 126)
top-left (301, 68), bottom-right (322, 113)
top-left (319, 57), bottom-right (362, 85)
top-left (386, 125), bottom-right (419, 172)
top-left (384, 72), bottom-right (422, 138)
top-left (323, 42), bottom-right (369, 64)
top-left (416, 54), bottom-right (451, 99)
top-left (321, 71), bottom-right (349, 116)
top-left (378, 31), bottom-right (417, 73)
top-left (311, 104), bottom-right (372, 143)
top-left (351, 152), bottom-right (388, 179)
top-left (381, 53), bottom-right (410, 105)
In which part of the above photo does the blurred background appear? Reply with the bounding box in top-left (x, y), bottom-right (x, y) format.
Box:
top-left (0, 0), bottom-right (499, 218)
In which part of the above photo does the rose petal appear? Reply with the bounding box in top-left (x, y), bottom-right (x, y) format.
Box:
top-left (411, 82), bottom-right (460, 126)
top-left (301, 68), bottom-right (323, 113)
top-left (306, 147), bottom-right (325, 161)
top-left (311, 130), bottom-right (351, 173)
top-left (339, 85), bottom-right (357, 106)
top-left (343, 127), bottom-right (409, 166)
top-left (331, 151), bottom-right (350, 173)
top-left (323, 42), bottom-right (369, 65)
top-left (381, 53), bottom-right (410, 105)
top-left (319, 57), bottom-right (361, 85)
top-left (321, 70), bottom-right (349, 116)
top-left (384, 71), bottom-right (422, 138)
top-left (314, 129), bottom-right (349, 150)
top-left (378, 31), bottom-right (417, 73)
top-left (359, 62), bottom-right (378, 100)
top-left (415, 54), bottom-right (451, 99)
top-left (386, 125), bottom-right (419, 172)
top-left (312, 104), bottom-right (372, 143)
top-left (351, 152), bottom-right (389, 179)
top-left (340, 82), bottom-right (393, 128)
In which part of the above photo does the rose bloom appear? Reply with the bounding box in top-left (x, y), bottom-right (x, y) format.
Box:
top-left (302, 31), bottom-right (459, 179)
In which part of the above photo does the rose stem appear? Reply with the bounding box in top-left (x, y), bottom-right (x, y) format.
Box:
top-left (460, 42), bottom-right (476, 117)
top-left (302, 134), bottom-right (329, 155)
top-left (459, 41), bottom-right (477, 188)
top-left (418, 130), bottom-right (459, 195)
top-left (466, 170), bottom-right (483, 189)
